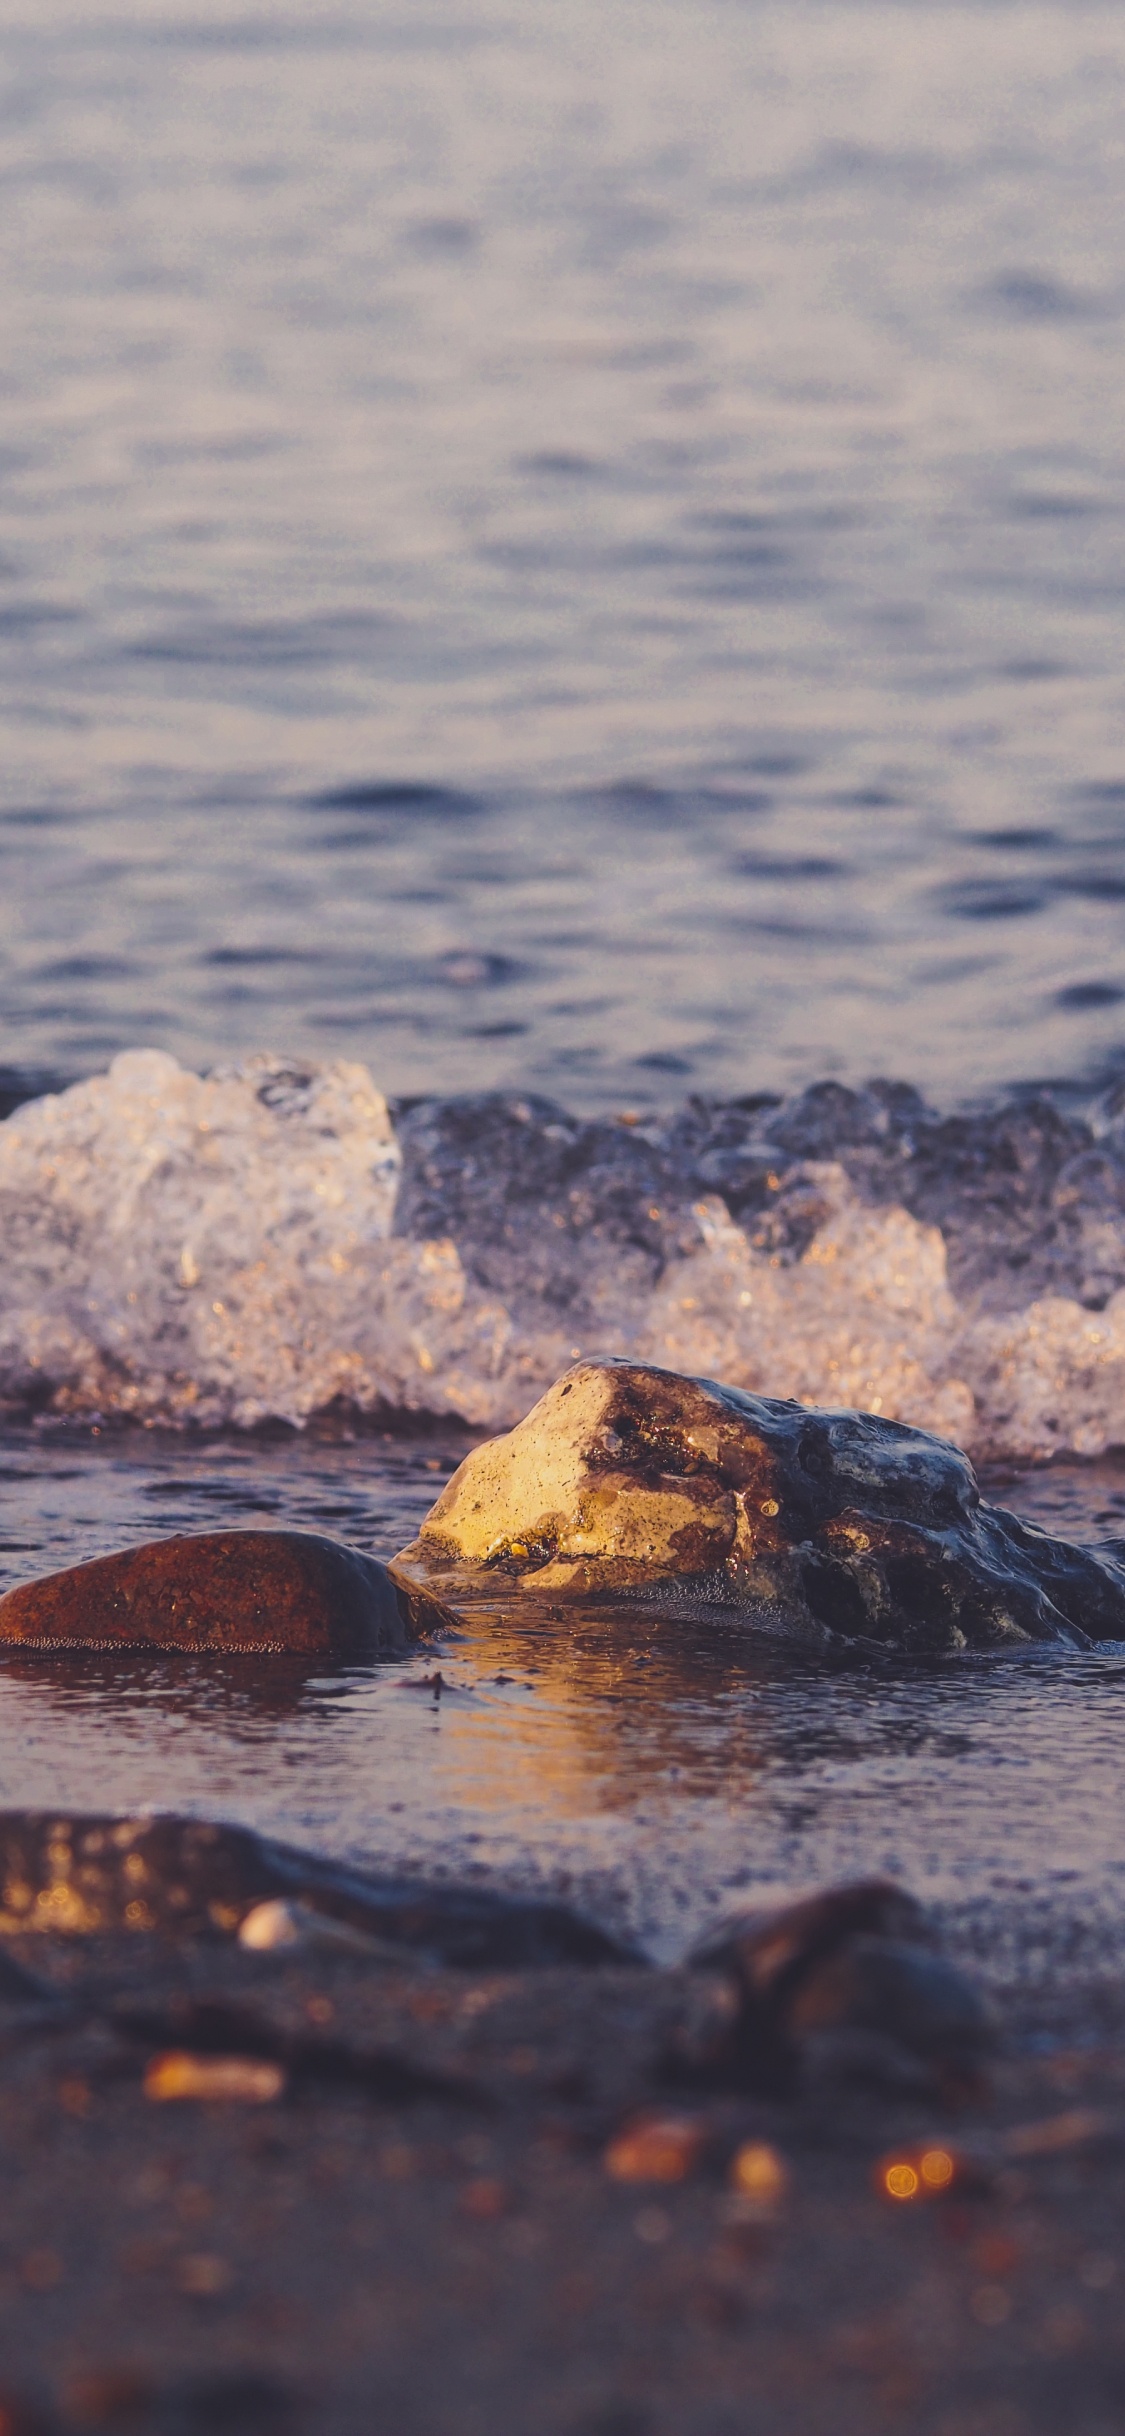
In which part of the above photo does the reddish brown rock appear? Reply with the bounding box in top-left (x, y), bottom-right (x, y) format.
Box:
top-left (0, 1530), bottom-right (453, 1658)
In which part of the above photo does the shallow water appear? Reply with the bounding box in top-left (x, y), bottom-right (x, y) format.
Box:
top-left (5, 0), bottom-right (1125, 1996)
top-left (1, 1421), bottom-right (1124, 1987)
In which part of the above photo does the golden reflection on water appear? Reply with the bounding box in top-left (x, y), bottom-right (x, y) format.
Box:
top-left (424, 1603), bottom-right (777, 1823)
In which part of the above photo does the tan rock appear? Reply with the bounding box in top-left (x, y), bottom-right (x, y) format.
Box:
top-left (394, 1355), bottom-right (1125, 1652)
top-left (399, 1360), bottom-right (744, 1596)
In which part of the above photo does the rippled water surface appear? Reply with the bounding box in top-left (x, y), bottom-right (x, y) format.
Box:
top-left (3, 0), bottom-right (1125, 1104)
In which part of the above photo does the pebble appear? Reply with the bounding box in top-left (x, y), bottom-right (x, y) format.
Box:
top-left (145, 2053), bottom-right (286, 2104)
top-left (728, 2142), bottom-right (788, 2207)
top-left (604, 2114), bottom-right (709, 2185)
top-left (237, 1898), bottom-right (408, 1960)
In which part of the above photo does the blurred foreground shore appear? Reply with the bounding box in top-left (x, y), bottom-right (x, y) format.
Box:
top-left (0, 1929), bottom-right (1121, 2436)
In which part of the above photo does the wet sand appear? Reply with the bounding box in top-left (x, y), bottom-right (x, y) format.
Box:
top-left (0, 1931), bottom-right (1123, 2436)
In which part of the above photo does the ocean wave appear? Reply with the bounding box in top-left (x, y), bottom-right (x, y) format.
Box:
top-left (1, 1049), bottom-right (1125, 1458)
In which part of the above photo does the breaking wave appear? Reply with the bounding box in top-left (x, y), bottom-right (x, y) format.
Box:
top-left (3, 1048), bottom-right (1125, 1459)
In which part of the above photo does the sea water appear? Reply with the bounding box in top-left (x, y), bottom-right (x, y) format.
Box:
top-left (3, 0), bottom-right (1125, 1989)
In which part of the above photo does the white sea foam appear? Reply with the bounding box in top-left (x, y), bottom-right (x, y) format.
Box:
top-left (635, 1182), bottom-right (1125, 1460)
top-left (636, 1181), bottom-right (978, 1448)
top-left (0, 1051), bottom-right (1122, 1458)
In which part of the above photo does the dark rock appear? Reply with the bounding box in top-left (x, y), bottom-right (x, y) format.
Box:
top-left (688, 1879), bottom-right (994, 2094)
top-left (787, 1936), bottom-right (994, 2062)
top-left (691, 1879), bottom-right (935, 1993)
top-left (0, 1810), bottom-right (637, 1967)
top-left (395, 1356), bottom-right (1125, 1651)
top-left (0, 1531), bottom-right (455, 1657)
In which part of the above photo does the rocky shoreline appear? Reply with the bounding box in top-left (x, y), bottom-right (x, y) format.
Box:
top-left (7, 1359), bottom-right (1125, 1660)
top-left (1, 1357), bottom-right (1123, 2430)
top-left (0, 1884), bottom-right (1121, 2436)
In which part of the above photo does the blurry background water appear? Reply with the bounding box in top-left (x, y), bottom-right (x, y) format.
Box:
top-left (3, 0), bottom-right (1125, 1981)
top-left (2, 0), bottom-right (1124, 1108)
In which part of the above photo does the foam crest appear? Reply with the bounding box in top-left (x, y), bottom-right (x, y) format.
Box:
top-left (637, 1178), bottom-right (977, 1447)
top-left (0, 1052), bottom-right (404, 1426)
top-left (0, 1054), bottom-right (1123, 1457)
top-left (640, 1185), bottom-right (1125, 1460)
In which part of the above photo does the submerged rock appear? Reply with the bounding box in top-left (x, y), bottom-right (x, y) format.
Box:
top-left (688, 1879), bottom-right (995, 2094)
top-left (0, 1810), bottom-right (635, 1966)
top-left (0, 1530), bottom-right (454, 1657)
top-left (395, 1356), bottom-right (1125, 1651)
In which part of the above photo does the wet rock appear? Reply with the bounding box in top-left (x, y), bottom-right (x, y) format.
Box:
top-left (688, 1879), bottom-right (995, 2095)
top-left (0, 1530), bottom-right (454, 1657)
top-left (788, 1938), bottom-right (995, 2090)
top-left (0, 1810), bottom-right (637, 1966)
top-left (395, 1355), bottom-right (1125, 1650)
